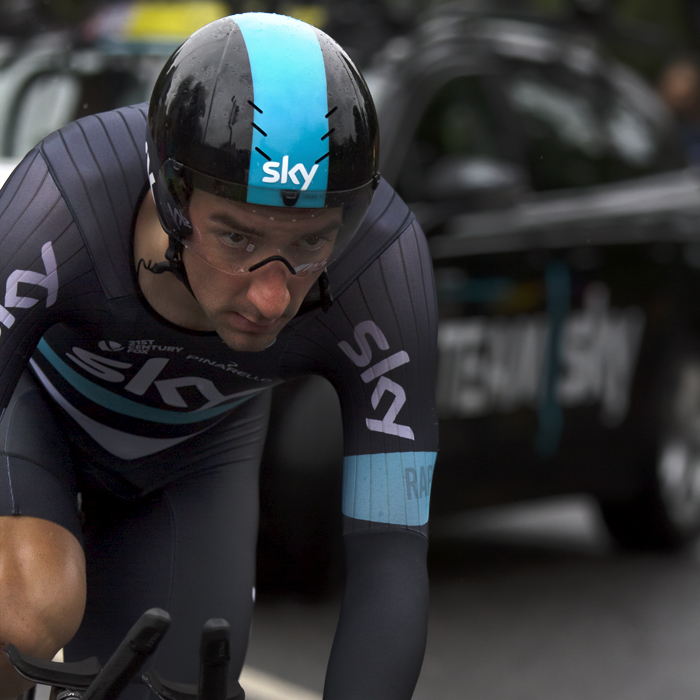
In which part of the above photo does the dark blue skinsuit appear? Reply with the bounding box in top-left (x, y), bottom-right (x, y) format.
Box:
top-left (0, 104), bottom-right (438, 700)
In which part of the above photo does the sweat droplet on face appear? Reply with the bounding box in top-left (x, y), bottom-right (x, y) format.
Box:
top-left (246, 243), bottom-right (255, 252)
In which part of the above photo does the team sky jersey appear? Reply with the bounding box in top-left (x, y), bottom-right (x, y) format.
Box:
top-left (0, 104), bottom-right (438, 535)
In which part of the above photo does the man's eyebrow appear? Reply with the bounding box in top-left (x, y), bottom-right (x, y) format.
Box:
top-left (301, 219), bottom-right (342, 237)
top-left (208, 211), bottom-right (341, 236)
top-left (209, 212), bottom-right (254, 232)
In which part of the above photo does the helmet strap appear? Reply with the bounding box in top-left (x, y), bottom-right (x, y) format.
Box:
top-left (163, 238), bottom-right (196, 297)
top-left (319, 270), bottom-right (333, 312)
top-left (138, 236), bottom-right (196, 299)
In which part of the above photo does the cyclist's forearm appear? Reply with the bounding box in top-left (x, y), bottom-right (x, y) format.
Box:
top-left (323, 530), bottom-right (429, 700)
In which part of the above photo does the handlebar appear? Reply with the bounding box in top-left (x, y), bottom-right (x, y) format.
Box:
top-left (5, 609), bottom-right (244, 700)
top-left (3, 646), bottom-right (101, 690)
top-left (82, 607), bottom-right (171, 700)
top-left (4, 608), bottom-right (170, 699)
top-left (198, 619), bottom-right (231, 700)
top-left (143, 618), bottom-right (243, 700)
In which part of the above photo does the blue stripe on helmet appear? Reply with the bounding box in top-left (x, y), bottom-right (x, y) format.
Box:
top-left (235, 13), bottom-right (329, 208)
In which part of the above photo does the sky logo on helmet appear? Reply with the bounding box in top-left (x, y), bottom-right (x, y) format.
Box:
top-left (261, 156), bottom-right (319, 191)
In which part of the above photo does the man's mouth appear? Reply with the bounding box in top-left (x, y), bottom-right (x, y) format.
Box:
top-left (228, 311), bottom-right (280, 333)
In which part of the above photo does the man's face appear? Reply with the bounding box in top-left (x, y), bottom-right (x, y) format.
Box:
top-left (183, 189), bottom-right (341, 352)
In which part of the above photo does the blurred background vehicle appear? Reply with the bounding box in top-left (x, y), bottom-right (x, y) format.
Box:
top-left (260, 0), bottom-right (700, 595)
top-left (3, 0), bottom-right (700, 596)
top-left (376, 1), bottom-right (700, 546)
top-left (0, 0), bottom-right (227, 161)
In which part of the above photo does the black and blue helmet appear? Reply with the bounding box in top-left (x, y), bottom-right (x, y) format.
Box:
top-left (146, 12), bottom-right (380, 272)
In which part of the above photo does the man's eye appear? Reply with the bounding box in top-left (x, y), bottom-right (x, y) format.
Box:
top-left (220, 231), bottom-right (250, 248)
top-left (298, 235), bottom-right (325, 250)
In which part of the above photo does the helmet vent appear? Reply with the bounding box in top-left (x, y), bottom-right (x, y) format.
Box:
top-left (282, 190), bottom-right (300, 206)
top-left (321, 128), bottom-right (335, 141)
top-left (252, 122), bottom-right (268, 137)
top-left (248, 100), bottom-right (263, 114)
top-left (325, 106), bottom-right (337, 118)
top-left (255, 146), bottom-right (272, 161)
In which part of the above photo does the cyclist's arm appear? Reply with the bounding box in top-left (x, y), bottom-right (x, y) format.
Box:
top-left (323, 528), bottom-right (429, 699)
top-left (291, 213), bottom-right (438, 699)
top-left (0, 148), bottom-right (100, 409)
top-left (0, 150), bottom-right (100, 696)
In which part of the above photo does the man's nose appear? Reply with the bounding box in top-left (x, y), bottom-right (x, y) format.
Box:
top-left (246, 261), bottom-right (292, 320)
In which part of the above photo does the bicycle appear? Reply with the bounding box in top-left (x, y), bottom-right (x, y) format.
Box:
top-left (5, 608), bottom-right (244, 700)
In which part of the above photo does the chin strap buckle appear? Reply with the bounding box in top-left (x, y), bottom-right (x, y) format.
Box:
top-left (319, 270), bottom-right (333, 312)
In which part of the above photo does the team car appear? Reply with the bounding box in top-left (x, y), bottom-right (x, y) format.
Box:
top-left (261, 2), bottom-right (700, 581)
top-left (379, 5), bottom-right (700, 549)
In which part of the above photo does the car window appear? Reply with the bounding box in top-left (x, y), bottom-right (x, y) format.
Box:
top-left (8, 66), bottom-right (147, 158)
top-left (395, 75), bottom-right (512, 202)
top-left (1, 48), bottom-right (164, 158)
top-left (11, 73), bottom-right (81, 157)
top-left (504, 60), bottom-right (684, 191)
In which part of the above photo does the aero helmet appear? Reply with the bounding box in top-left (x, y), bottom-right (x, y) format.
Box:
top-left (146, 12), bottom-right (380, 293)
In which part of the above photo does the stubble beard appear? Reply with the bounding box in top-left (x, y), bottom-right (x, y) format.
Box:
top-left (210, 312), bottom-right (281, 353)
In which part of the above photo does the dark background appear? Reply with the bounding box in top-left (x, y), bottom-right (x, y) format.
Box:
top-left (3, 0), bottom-right (700, 77)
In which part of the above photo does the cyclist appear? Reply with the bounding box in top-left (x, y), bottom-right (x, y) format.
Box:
top-left (0, 13), bottom-right (437, 700)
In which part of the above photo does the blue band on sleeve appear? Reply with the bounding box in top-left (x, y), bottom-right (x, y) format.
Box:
top-left (342, 451), bottom-right (437, 526)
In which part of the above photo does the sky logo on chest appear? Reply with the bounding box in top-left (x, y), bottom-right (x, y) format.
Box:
top-left (238, 14), bottom-right (330, 208)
